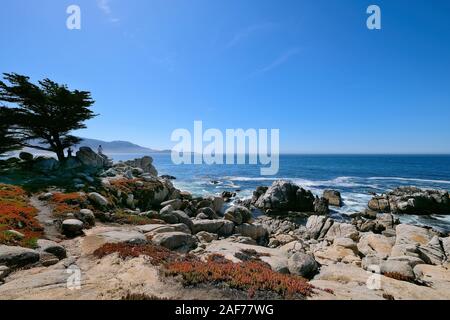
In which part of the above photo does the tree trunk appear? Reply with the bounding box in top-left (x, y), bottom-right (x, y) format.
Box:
top-left (51, 134), bottom-right (65, 162)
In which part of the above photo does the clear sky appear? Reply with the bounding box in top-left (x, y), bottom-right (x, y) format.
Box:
top-left (1, 0), bottom-right (450, 153)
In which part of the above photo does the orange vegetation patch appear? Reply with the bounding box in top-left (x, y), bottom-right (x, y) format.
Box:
top-left (93, 243), bottom-right (183, 265)
top-left (110, 178), bottom-right (140, 194)
top-left (50, 192), bottom-right (87, 217)
top-left (384, 272), bottom-right (415, 283)
top-left (0, 184), bottom-right (43, 248)
top-left (164, 254), bottom-right (315, 299)
top-left (92, 243), bottom-right (318, 299)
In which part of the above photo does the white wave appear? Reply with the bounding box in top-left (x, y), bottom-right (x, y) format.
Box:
top-left (224, 176), bottom-right (284, 182)
top-left (367, 177), bottom-right (450, 185)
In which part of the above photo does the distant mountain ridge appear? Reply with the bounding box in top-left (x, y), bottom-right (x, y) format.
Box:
top-left (74, 138), bottom-right (170, 154)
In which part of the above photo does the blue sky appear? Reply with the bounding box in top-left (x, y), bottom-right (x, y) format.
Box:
top-left (1, 0), bottom-right (450, 153)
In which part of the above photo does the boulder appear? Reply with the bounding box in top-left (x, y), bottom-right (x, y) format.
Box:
top-left (334, 237), bottom-right (358, 254)
top-left (196, 207), bottom-right (217, 220)
top-left (221, 191), bottom-right (236, 202)
top-left (368, 187), bottom-right (450, 214)
top-left (306, 215), bottom-right (333, 240)
top-left (39, 252), bottom-right (60, 267)
top-left (325, 222), bottom-right (359, 241)
top-left (0, 245), bottom-right (40, 268)
top-left (32, 157), bottom-right (59, 172)
top-left (253, 180), bottom-right (315, 213)
top-left (313, 244), bottom-right (360, 266)
top-left (88, 192), bottom-right (109, 207)
top-left (75, 209), bottom-right (95, 226)
top-left (136, 223), bottom-right (191, 235)
top-left (151, 232), bottom-right (197, 251)
top-left (416, 236), bottom-right (446, 265)
top-left (224, 206), bottom-right (252, 225)
top-left (287, 253), bottom-right (318, 278)
top-left (191, 219), bottom-right (235, 236)
top-left (61, 219), bottom-right (84, 237)
top-left (95, 230), bottom-right (147, 245)
top-left (124, 156), bottom-right (158, 176)
top-left (323, 190), bottom-right (342, 207)
top-left (380, 260), bottom-right (415, 280)
top-left (19, 152), bottom-right (33, 161)
top-left (36, 240), bottom-right (67, 260)
top-left (235, 224), bottom-right (268, 242)
top-left (171, 211), bottom-right (194, 230)
top-left (314, 197), bottom-right (329, 215)
top-left (395, 224), bottom-right (433, 246)
top-left (160, 199), bottom-right (182, 211)
top-left (76, 147), bottom-right (108, 168)
top-left (357, 233), bottom-right (394, 258)
top-left (442, 237), bottom-right (450, 260)
top-left (0, 265), bottom-right (9, 280)
top-left (210, 196), bottom-right (224, 213)
top-left (196, 231), bottom-right (218, 243)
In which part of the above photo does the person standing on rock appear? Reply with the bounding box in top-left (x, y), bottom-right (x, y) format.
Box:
top-left (67, 147), bottom-right (73, 157)
top-left (98, 145), bottom-right (103, 155)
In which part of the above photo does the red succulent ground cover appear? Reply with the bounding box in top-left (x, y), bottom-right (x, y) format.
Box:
top-left (0, 184), bottom-right (43, 248)
top-left (92, 243), bottom-right (318, 299)
top-left (50, 192), bottom-right (88, 217)
top-left (109, 178), bottom-right (140, 194)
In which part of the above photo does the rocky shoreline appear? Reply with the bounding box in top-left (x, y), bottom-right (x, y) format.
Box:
top-left (1, 150), bottom-right (450, 300)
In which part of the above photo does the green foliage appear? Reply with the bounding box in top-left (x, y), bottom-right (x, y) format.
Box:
top-left (0, 73), bottom-right (97, 161)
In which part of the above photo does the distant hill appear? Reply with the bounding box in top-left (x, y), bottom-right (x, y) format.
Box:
top-left (73, 138), bottom-right (170, 154)
top-left (8, 138), bottom-right (170, 157)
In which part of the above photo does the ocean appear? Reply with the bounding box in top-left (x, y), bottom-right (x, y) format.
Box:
top-left (111, 154), bottom-right (450, 232)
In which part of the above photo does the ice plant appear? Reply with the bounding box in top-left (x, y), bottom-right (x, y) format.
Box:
top-left (0, 184), bottom-right (43, 247)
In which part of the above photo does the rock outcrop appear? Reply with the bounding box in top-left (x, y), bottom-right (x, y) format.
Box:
top-left (368, 187), bottom-right (450, 214)
top-left (252, 180), bottom-right (322, 214)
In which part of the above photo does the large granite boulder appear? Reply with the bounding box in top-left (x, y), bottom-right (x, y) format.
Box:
top-left (151, 232), bottom-right (197, 252)
top-left (32, 157), bottom-right (60, 172)
top-left (124, 156), bottom-right (158, 176)
top-left (287, 253), bottom-right (318, 278)
top-left (0, 245), bottom-right (40, 268)
top-left (224, 206), bottom-right (252, 225)
top-left (191, 219), bottom-right (235, 236)
top-left (253, 180), bottom-right (315, 213)
top-left (368, 187), bottom-right (450, 214)
top-left (76, 147), bottom-right (109, 169)
top-left (234, 223), bottom-right (269, 242)
top-left (36, 240), bottom-right (67, 260)
top-left (323, 190), bottom-right (342, 207)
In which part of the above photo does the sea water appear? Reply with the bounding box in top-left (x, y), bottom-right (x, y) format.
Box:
top-left (111, 154), bottom-right (450, 232)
